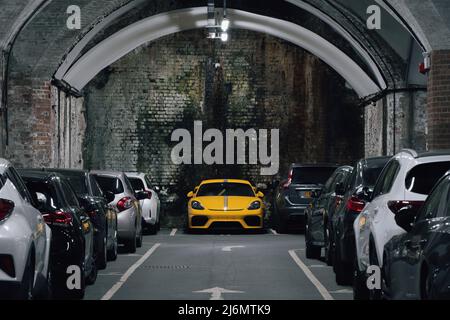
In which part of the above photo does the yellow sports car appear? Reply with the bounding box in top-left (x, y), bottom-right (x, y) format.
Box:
top-left (186, 179), bottom-right (265, 230)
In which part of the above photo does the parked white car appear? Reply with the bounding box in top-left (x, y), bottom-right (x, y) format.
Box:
top-left (0, 159), bottom-right (51, 299)
top-left (91, 171), bottom-right (145, 253)
top-left (353, 149), bottom-right (450, 299)
top-left (126, 172), bottom-right (161, 234)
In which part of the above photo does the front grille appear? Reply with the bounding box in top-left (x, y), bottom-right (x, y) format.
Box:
top-left (209, 222), bottom-right (243, 229)
top-left (191, 215), bottom-right (208, 226)
top-left (244, 216), bottom-right (261, 227)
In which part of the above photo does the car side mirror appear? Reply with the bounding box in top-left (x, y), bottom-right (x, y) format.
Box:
top-left (187, 191), bottom-right (194, 198)
top-left (256, 183), bottom-right (268, 191)
top-left (104, 191), bottom-right (115, 204)
top-left (335, 182), bottom-right (346, 196)
top-left (394, 206), bottom-right (417, 232)
top-left (154, 186), bottom-right (160, 192)
top-left (35, 192), bottom-right (47, 210)
top-left (135, 191), bottom-right (147, 201)
top-left (257, 191), bottom-right (264, 198)
top-left (360, 186), bottom-right (373, 202)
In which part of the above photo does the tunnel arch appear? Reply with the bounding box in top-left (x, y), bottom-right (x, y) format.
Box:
top-left (56, 7), bottom-right (384, 98)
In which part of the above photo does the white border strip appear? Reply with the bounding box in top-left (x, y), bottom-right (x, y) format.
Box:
top-left (101, 243), bottom-right (161, 300)
top-left (288, 249), bottom-right (334, 300)
top-left (170, 228), bottom-right (178, 236)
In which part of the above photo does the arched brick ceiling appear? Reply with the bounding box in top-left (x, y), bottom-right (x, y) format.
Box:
top-left (2, 0), bottom-right (439, 100)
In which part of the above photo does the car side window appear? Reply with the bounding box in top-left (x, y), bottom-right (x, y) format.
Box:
top-left (61, 180), bottom-right (80, 207)
top-left (323, 172), bottom-right (338, 192)
top-left (372, 160), bottom-right (400, 199)
top-left (331, 172), bottom-right (344, 191)
top-left (417, 178), bottom-right (449, 221)
top-left (6, 167), bottom-right (32, 203)
top-left (444, 177), bottom-right (450, 218)
top-left (90, 175), bottom-right (104, 197)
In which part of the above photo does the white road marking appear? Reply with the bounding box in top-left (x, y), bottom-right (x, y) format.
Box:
top-left (124, 254), bottom-right (143, 257)
top-left (221, 245), bottom-right (245, 252)
top-left (270, 229), bottom-right (278, 235)
top-left (329, 289), bottom-right (353, 294)
top-left (170, 228), bottom-right (177, 236)
top-left (101, 243), bottom-right (161, 300)
top-left (288, 249), bottom-right (334, 300)
top-left (193, 287), bottom-right (244, 300)
top-left (309, 265), bottom-right (328, 268)
top-left (98, 272), bottom-right (123, 276)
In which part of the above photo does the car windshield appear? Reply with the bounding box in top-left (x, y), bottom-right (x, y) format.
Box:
top-left (405, 161), bottom-right (450, 195)
top-left (291, 167), bottom-right (337, 184)
top-left (22, 178), bottom-right (61, 212)
top-left (53, 171), bottom-right (88, 195)
top-left (196, 182), bottom-right (255, 197)
top-left (362, 159), bottom-right (390, 187)
top-left (95, 176), bottom-right (124, 195)
top-left (129, 177), bottom-right (145, 191)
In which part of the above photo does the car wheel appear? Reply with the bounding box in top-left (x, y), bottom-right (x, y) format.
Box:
top-left (157, 219), bottom-right (161, 231)
top-left (335, 242), bottom-right (352, 285)
top-left (353, 257), bottom-right (369, 300)
top-left (324, 227), bottom-right (333, 266)
top-left (305, 223), bottom-right (321, 259)
top-left (97, 231), bottom-right (108, 270)
top-left (275, 216), bottom-right (288, 234)
top-left (107, 230), bottom-right (118, 261)
top-left (137, 225), bottom-right (143, 248)
top-left (85, 259), bottom-right (98, 286)
top-left (421, 264), bottom-right (433, 300)
top-left (126, 232), bottom-right (137, 253)
top-left (18, 253), bottom-right (34, 300)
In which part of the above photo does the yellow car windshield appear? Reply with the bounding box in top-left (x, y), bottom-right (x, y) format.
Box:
top-left (197, 183), bottom-right (255, 197)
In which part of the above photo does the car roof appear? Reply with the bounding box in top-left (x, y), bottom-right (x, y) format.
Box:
top-left (291, 163), bottom-right (340, 168)
top-left (0, 158), bottom-right (11, 173)
top-left (17, 169), bottom-right (61, 180)
top-left (415, 150), bottom-right (450, 159)
top-left (90, 170), bottom-right (124, 177)
top-left (200, 179), bottom-right (252, 185)
top-left (125, 172), bottom-right (146, 178)
top-left (46, 168), bottom-right (89, 174)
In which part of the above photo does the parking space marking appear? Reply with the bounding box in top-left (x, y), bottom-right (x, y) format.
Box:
top-left (270, 229), bottom-right (278, 235)
top-left (288, 249), bottom-right (334, 300)
top-left (170, 228), bottom-right (177, 236)
top-left (101, 243), bottom-right (161, 300)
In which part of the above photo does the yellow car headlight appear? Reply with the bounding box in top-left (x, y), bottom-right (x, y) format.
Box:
top-left (191, 201), bottom-right (205, 210)
top-left (248, 201), bottom-right (261, 210)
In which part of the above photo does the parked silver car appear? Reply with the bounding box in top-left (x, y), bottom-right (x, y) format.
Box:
top-left (91, 171), bottom-right (145, 253)
top-left (0, 159), bottom-right (52, 299)
top-left (126, 172), bottom-right (161, 234)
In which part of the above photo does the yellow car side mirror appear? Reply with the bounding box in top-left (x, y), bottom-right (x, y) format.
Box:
top-left (187, 191), bottom-right (194, 198)
top-left (257, 191), bottom-right (264, 198)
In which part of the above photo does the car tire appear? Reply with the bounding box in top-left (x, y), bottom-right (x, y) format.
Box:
top-left (137, 225), bottom-right (143, 248)
top-left (353, 257), bottom-right (369, 300)
top-left (324, 227), bottom-right (334, 266)
top-left (126, 233), bottom-right (137, 253)
top-left (107, 230), bottom-right (118, 261)
top-left (18, 253), bottom-right (34, 300)
top-left (85, 259), bottom-right (98, 286)
top-left (335, 243), bottom-right (353, 285)
top-left (275, 216), bottom-right (288, 234)
top-left (97, 231), bottom-right (108, 270)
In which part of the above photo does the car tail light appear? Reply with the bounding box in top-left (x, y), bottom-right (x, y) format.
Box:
top-left (42, 211), bottom-right (73, 226)
top-left (283, 170), bottom-right (293, 189)
top-left (117, 197), bottom-right (133, 212)
top-left (0, 255), bottom-right (15, 278)
top-left (388, 200), bottom-right (424, 215)
top-left (0, 198), bottom-right (14, 222)
top-left (145, 190), bottom-right (152, 200)
top-left (346, 196), bottom-right (366, 213)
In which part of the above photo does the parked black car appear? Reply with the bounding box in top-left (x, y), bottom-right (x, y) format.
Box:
top-left (332, 156), bottom-right (391, 285)
top-left (305, 165), bottom-right (353, 262)
top-left (272, 164), bottom-right (339, 233)
top-left (44, 169), bottom-right (119, 268)
top-left (18, 171), bottom-right (97, 299)
top-left (383, 170), bottom-right (450, 300)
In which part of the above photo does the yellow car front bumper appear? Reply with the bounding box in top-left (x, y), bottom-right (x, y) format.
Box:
top-left (188, 209), bottom-right (264, 229)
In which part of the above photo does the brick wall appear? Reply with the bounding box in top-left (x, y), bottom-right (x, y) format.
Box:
top-left (427, 50), bottom-right (450, 150)
top-left (83, 29), bottom-right (363, 225)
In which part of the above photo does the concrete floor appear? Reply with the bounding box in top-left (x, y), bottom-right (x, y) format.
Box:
top-left (84, 228), bottom-right (352, 300)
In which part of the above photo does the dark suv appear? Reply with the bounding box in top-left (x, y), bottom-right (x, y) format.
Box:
top-left (272, 164), bottom-right (339, 233)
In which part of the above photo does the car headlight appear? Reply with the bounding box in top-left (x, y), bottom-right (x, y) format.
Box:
top-left (191, 201), bottom-right (204, 210)
top-left (359, 215), bottom-right (367, 228)
top-left (248, 201), bottom-right (261, 210)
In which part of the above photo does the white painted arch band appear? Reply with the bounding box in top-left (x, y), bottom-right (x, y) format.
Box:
top-left (61, 7), bottom-right (381, 97)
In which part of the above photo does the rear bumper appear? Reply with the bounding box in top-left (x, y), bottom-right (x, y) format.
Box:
top-left (279, 206), bottom-right (307, 226)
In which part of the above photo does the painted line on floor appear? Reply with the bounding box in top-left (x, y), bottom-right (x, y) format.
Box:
top-left (170, 228), bottom-right (178, 236)
top-left (288, 249), bottom-right (334, 300)
top-left (270, 229), bottom-right (278, 235)
top-left (101, 243), bottom-right (161, 300)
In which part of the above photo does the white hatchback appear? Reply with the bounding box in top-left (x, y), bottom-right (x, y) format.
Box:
top-left (0, 159), bottom-right (51, 299)
top-left (126, 172), bottom-right (161, 234)
top-left (353, 150), bottom-right (450, 298)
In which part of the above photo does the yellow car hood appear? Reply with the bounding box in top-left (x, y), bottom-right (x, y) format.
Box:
top-left (196, 196), bottom-right (256, 211)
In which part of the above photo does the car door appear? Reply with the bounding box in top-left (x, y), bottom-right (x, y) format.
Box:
top-left (403, 177), bottom-right (450, 297)
top-left (61, 180), bottom-right (94, 266)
